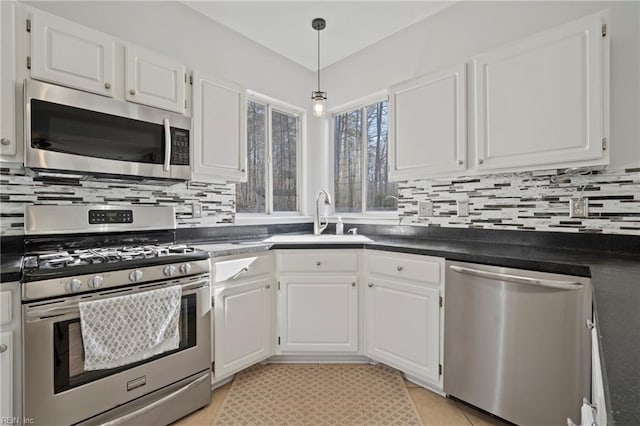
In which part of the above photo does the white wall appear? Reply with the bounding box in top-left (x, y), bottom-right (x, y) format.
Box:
top-left (321, 1), bottom-right (640, 176)
top-left (24, 0), bottom-right (320, 216)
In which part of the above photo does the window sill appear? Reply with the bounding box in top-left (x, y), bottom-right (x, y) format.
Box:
top-left (329, 214), bottom-right (401, 225)
top-left (234, 214), bottom-right (313, 226)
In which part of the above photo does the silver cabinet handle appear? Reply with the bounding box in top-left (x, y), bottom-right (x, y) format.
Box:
top-left (104, 82), bottom-right (111, 89)
top-left (100, 372), bottom-right (209, 426)
top-left (351, 282), bottom-right (356, 287)
top-left (457, 159), bottom-right (463, 165)
top-left (1, 138), bottom-right (11, 146)
top-left (368, 282), bottom-right (374, 288)
top-left (478, 159), bottom-right (484, 164)
top-left (231, 267), bottom-right (249, 280)
top-left (0, 344), bottom-right (7, 353)
top-left (396, 266), bottom-right (403, 272)
top-left (316, 261), bottom-right (322, 266)
top-left (448, 265), bottom-right (583, 290)
top-left (163, 118), bottom-right (171, 172)
top-left (129, 89), bottom-right (136, 95)
top-left (265, 284), bottom-right (271, 289)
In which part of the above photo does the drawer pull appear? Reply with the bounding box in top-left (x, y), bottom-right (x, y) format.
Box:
top-left (231, 267), bottom-right (249, 280)
top-left (397, 266), bottom-right (404, 272)
top-left (351, 282), bottom-right (356, 287)
top-left (368, 282), bottom-right (374, 288)
top-left (265, 284), bottom-right (271, 289)
top-left (0, 344), bottom-right (7, 353)
top-left (316, 261), bottom-right (322, 266)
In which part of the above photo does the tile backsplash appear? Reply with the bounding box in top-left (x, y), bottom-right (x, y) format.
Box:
top-left (398, 168), bottom-right (640, 235)
top-left (0, 165), bottom-right (235, 236)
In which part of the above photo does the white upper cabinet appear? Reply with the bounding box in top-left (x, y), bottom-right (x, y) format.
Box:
top-left (473, 11), bottom-right (609, 172)
top-left (191, 71), bottom-right (247, 183)
top-left (125, 45), bottom-right (186, 113)
top-left (30, 9), bottom-right (115, 97)
top-left (389, 64), bottom-right (467, 181)
top-left (0, 1), bottom-right (17, 160)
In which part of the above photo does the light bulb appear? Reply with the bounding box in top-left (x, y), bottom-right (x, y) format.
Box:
top-left (313, 98), bottom-right (325, 117)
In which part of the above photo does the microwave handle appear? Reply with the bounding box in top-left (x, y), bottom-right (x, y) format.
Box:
top-left (163, 118), bottom-right (171, 171)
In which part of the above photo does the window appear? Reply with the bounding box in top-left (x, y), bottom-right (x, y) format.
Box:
top-left (237, 98), bottom-right (300, 214)
top-left (333, 100), bottom-right (397, 214)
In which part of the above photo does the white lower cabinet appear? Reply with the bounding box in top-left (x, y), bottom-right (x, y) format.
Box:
top-left (365, 251), bottom-right (444, 389)
top-left (278, 275), bottom-right (358, 353)
top-left (365, 278), bottom-right (440, 384)
top-left (0, 330), bottom-right (12, 418)
top-left (211, 255), bottom-right (274, 381)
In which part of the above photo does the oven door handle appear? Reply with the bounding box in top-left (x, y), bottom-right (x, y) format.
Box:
top-left (100, 372), bottom-right (209, 426)
top-left (163, 118), bottom-right (171, 172)
top-left (27, 279), bottom-right (209, 320)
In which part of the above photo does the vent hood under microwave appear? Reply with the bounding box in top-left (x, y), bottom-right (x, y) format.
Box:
top-left (25, 80), bottom-right (192, 181)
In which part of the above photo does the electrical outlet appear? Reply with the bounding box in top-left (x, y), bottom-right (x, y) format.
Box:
top-left (192, 201), bottom-right (202, 218)
top-left (569, 197), bottom-right (588, 218)
top-left (418, 201), bottom-right (433, 217)
top-left (457, 200), bottom-right (470, 217)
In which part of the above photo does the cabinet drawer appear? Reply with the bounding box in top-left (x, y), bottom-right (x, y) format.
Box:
top-left (213, 255), bottom-right (272, 283)
top-left (279, 251), bottom-right (358, 273)
top-left (366, 252), bottom-right (442, 285)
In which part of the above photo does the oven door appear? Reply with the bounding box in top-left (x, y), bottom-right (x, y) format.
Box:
top-left (25, 80), bottom-right (191, 180)
top-left (23, 276), bottom-right (210, 426)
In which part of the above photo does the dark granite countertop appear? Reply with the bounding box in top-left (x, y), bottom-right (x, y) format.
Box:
top-left (191, 229), bottom-right (639, 425)
top-left (1, 254), bottom-right (23, 283)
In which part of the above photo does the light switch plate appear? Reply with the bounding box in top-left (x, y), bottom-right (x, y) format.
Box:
top-left (569, 197), bottom-right (588, 218)
top-left (418, 201), bottom-right (433, 217)
top-left (192, 201), bottom-right (202, 218)
top-left (457, 200), bottom-right (470, 217)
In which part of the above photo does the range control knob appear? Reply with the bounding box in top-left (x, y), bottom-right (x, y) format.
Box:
top-left (88, 275), bottom-right (104, 289)
top-left (163, 265), bottom-right (177, 277)
top-left (179, 263), bottom-right (192, 275)
top-left (66, 278), bottom-right (82, 292)
top-left (129, 270), bottom-right (144, 282)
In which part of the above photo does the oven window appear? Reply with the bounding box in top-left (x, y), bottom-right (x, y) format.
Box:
top-left (53, 293), bottom-right (197, 394)
top-left (31, 99), bottom-right (165, 164)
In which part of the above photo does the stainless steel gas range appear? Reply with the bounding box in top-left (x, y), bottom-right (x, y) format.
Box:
top-left (21, 205), bottom-right (211, 426)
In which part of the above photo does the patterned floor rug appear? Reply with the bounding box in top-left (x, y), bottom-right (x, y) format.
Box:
top-left (213, 363), bottom-right (423, 425)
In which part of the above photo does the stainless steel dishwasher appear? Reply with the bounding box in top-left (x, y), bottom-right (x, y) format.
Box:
top-left (444, 261), bottom-right (592, 426)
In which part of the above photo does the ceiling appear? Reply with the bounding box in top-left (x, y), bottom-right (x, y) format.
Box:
top-left (183, 1), bottom-right (455, 71)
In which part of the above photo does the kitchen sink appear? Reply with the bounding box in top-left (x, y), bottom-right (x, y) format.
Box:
top-left (263, 234), bottom-right (373, 244)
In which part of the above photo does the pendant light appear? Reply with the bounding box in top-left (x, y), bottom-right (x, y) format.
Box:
top-left (311, 17), bottom-right (327, 117)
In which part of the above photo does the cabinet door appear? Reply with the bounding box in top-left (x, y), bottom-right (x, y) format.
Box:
top-left (191, 71), bottom-right (247, 183)
top-left (0, 1), bottom-right (17, 160)
top-left (125, 45), bottom-right (186, 113)
top-left (389, 64), bottom-right (467, 180)
top-left (279, 275), bottom-right (358, 353)
top-left (0, 331), bottom-right (12, 418)
top-left (474, 12), bottom-right (608, 172)
top-left (30, 9), bottom-right (115, 97)
top-left (214, 277), bottom-right (272, 381)
top-left (366, 278), bottom-right (440, 385)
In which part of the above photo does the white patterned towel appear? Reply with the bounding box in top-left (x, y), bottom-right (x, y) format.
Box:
top-left (79, 285), bottom-right (182, 370)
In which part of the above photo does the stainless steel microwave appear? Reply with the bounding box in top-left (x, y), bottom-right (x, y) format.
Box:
top-left (25, 80), bottom-right (191, 180)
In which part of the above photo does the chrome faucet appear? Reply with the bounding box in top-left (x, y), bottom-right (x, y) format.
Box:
top-left (314, 189), bottom-right (333, 235)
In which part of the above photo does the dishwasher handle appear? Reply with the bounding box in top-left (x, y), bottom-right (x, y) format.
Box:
top-left (448, 265), bottom-right (583, 290)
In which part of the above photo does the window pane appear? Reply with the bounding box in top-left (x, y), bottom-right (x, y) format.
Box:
top-left (334, 109), bottom-right (362, 213)
top-left (272, 109), bottom-right (298, 212)
top-left (366, 101), bottom-right (398, 211)
top-left (236, 101), bottom-right (266, 213)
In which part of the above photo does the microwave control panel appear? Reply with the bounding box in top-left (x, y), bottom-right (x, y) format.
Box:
top-left (171, 129), bottom-right (190, 166)
top-left (88, 209), bottom-right (134, 224)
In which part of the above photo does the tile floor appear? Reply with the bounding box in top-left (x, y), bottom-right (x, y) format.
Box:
top-left (173, 366), bottom-right (511, 426)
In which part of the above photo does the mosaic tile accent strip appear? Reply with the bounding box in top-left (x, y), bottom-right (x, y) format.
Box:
top-left (398, 169), bottom-right (640, 235)
top-left (0, 165), bottom-right (235, 235)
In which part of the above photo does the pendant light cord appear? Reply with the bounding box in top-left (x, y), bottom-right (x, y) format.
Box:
top-left (317, 29), bottom-right (321, 92)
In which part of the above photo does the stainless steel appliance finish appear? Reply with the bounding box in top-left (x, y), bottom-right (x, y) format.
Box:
top-left (25, 205), bottom-right (176, 235)
top-left (444, 261), bottom-right (592, 425)
top-left (25, 80), bottom-right (191, 180)
top-left (21, 205), bottom-right (211, 425)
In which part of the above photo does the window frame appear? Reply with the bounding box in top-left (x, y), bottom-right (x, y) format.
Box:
top-left (329, 91), bottom-right (398, 219)
top-left (236, 91), bottom-right (307, 221)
